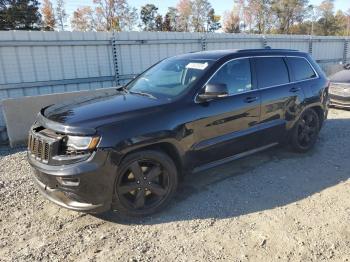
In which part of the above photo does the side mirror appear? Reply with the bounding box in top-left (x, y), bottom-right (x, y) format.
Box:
top-left (197, 83), bottom-right (229, 101)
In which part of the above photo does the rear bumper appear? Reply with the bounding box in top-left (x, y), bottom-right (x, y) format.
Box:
top-left (28, 149), bottom-right (118, 213)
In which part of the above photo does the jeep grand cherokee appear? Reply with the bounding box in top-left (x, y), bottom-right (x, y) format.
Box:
top-left (28, 49), bottom-right (329, 217)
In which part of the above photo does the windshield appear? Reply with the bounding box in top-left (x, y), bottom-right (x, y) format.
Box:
top-left (126, 58), bottom-right (214, 98)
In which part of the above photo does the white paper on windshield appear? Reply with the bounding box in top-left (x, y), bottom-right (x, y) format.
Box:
top-left (186, 62), bottom-right (208, 70)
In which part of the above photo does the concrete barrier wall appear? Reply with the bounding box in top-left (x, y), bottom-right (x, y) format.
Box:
top-left (2, 87), bottom-right (117, 146)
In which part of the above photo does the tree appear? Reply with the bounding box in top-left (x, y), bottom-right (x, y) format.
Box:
top-left (334, 10), bottom-right (348, 36)
top-left (290, 20), bottom-right (313, 34)
top-left (56, 0), bottom-right (67, 31)
top-left (41, 0), bottom-right (55, 31)
top-left (71, 6), bottom-right (95, 31)
top-left (155, 14), bottom-right (163, 31)
top-left (177, 0), bottom-right (192, 31)
top-left (140, 4), bottom-right (159, 31)
top-left (315, 0), bottom-right (339, 36)
top-left (110, 0), bottom-right (138, 31)
top-left (271, 0), bottom-right (309, 34)
top-left (346, 9), bottom-right (350, 36)
top-left (307, 4), bottom-right (321, 35)
top-left (162, 13), bottom-right (171, 31)
top-left (0, 0), bottom-right (41, 30)
top-left (93, 0), bottom-right (138, 31)
top-left (207, 8), bottom-right (221, 32)
top-left (223, 10), bottom-right (240, 33)
top-left (93, 0), bottom-right (117, 31)
top-left (191, 0), bottom-right (211, 32)
top-left (163, 7), bottom-right (178, 31)
top-left (289, 3), bottom-right (350, 36)
top-left (246, 0), bottom-right (272, 34)
top-left (233, 0), bottom-right (246, 31)
top-left (118, 3), bottom-right (138, 31)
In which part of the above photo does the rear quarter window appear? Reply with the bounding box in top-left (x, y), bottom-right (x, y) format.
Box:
top-left (286, 57), bottom-right (317, 81)
top-left (255, 57), bottom-right (290, 88)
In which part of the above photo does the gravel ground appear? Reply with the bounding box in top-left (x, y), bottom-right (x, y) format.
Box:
top-left (1, 108), bottom-right (350, 262)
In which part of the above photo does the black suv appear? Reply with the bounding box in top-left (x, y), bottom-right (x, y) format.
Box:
top-left (28, 49), bottom-right (329, 216)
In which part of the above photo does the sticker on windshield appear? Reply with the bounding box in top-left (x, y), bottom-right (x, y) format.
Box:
top-left (186, 62), bottom-right (208, 70)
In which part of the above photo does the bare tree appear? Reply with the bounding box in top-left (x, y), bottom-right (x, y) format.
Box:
top-left (93, 0), bottom-right (137, 31)
top-left (191, 0), bottom-right (211, 32)
top-left (347, 9), bottom-right (350, 36)
top-left (177, 0), bottom-right (192, 31)
top-left (71, 6), bottom-right (95, 32)
top-left (93, 0), bottom-right (118, 31)
top-left (233, 0), bottom-right (246, 31)
top-left (246, 0), bottom-right (272, 34)
top-left (41, 0), bottom-right (55, 31)
top-left (56, 0), bottom-right (67, 31)
top-left (118, 3), bottom-right (138, 31)
top-left (223, 9), bottom-right (240, 33)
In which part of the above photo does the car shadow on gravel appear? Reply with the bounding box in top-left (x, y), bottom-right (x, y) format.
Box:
top-left (0, 146), bottom-right (26, 157)
top-left (97, 118), bottom-right (350, 225)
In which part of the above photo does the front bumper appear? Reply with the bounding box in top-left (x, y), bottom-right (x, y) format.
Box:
top-left (329, 93), bottom-right (350, 109)
top-left (28, 149), bottom-right (118, 213)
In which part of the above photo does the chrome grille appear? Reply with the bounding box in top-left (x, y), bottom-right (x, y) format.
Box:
top-left (28, 133), bottom-right (51, 163)
top-left (329, 83), bottom-right (350, 97)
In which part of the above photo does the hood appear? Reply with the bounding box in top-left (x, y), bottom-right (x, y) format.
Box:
top-left (330, 70), bottom-right (350, 84)
top-left (42, 91), bottom-right (167, 131)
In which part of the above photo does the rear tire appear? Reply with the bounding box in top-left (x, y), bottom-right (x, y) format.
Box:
top-left (112, 150), bottom-right (178, 217)
top-left (290, 108), bottom-right (320, 153)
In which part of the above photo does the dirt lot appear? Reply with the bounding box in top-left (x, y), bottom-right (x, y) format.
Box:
top-left (1, 108), bottom-right (350, 262)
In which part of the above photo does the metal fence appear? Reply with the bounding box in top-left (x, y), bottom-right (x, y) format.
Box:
top-left (0, 31), bottom-right (349, 141)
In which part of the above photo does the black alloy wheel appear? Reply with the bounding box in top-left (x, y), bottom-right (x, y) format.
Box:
top-left (291, 109), bottom-right (320, 153)
top-left (112, 150), bottom-right (178, 217)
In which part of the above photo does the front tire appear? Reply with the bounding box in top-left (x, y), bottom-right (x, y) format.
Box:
top-left (112, 150), bottom-right (178, 217)
top-left (290, 108), bottom-right (320, 153)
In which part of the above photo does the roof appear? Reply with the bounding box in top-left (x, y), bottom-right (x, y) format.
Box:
top-left (175, 48), bottom-right (303, 61)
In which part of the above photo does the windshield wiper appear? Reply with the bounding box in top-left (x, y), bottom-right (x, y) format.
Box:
top-left (116, 86), bottom-right (129, 94)
top-left (116, 86), bottom-right (157, 99)
top-left (129, 90), bottom-right (157, 99)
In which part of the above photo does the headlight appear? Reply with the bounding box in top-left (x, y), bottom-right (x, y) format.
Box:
top-left (66, 136), bottom-right (100, 150)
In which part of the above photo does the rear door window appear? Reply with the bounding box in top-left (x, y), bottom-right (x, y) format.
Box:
top-left (286, 57), bottom-right (317, 81)
top-left (255, 57), bottom-right (290, 88)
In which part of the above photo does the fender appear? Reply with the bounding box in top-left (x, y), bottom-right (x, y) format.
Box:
top-left (289, 101), bottom-right (327, 131)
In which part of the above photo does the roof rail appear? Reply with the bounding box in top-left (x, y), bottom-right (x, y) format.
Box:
top-left (237, 48), bottom-right (298, 53)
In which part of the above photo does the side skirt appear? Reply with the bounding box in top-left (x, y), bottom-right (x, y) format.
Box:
top-left (192, 142), bottom-right (278, 174)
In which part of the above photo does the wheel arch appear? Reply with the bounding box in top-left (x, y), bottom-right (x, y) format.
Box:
top-left (117, 141), bottom-right (185, 177)
top-left (310, 105), bottom-right (325, 128)
top-left (288, 103), bottom-right (325, 135)
top-left (302, 104), bottom-right (325, 129)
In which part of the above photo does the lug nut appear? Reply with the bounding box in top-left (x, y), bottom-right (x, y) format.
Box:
top-left (137, 181), bottom-right (140, 184)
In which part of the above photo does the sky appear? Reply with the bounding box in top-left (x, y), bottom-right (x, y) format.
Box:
top-left (43, 0), bottom-right (350, 22)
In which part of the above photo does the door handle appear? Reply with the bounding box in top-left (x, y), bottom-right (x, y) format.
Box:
top-left (244, 96), bottom-right (258, 103)
top-left (289, 87), bottom-right (301, 93)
